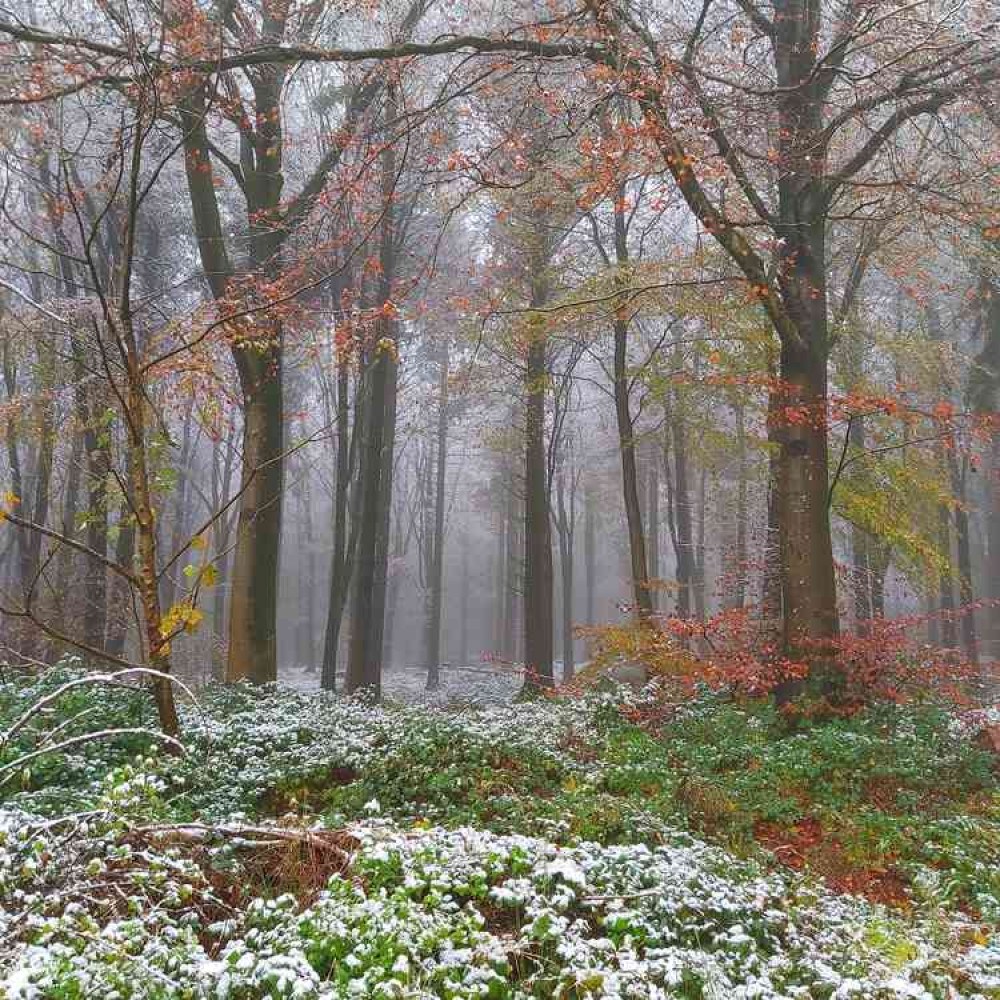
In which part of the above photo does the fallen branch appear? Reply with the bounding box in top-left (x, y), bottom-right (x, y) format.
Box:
top-left (132, 822), bottom-right (357, 865)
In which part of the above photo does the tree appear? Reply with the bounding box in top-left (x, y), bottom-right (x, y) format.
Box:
top-left (0, 76), bottom-right (210, 737)
top-left (346, 83), bottom-right (401, 697)
top-left (422, 339), bottom-right (450, 690)
top-left (171, 0), bottom-right (428, 683)
top-left (971, 258), bottom-right (1000, 659)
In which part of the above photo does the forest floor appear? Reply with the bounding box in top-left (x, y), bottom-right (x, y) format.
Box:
top-left (281, 662), bottom-right (525, 703)
top-left (2, 665), bottom-right (1000, 998)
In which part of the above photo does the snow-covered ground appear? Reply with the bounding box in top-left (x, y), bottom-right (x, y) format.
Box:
top-left (280, 662), bottom-right (537, 704)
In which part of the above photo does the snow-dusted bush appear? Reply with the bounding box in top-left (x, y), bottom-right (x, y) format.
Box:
top-left (5, 811), bottom-right (1000, 999)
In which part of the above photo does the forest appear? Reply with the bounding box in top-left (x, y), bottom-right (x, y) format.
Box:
top-left (0, 0), bottom-right (999, 995)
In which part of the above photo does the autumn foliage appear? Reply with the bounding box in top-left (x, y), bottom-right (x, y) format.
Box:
top-left (582, 606), bottom-right (991, 711)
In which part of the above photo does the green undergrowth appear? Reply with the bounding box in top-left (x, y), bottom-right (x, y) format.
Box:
top-left (3, 665), bottom-right (1000, 997)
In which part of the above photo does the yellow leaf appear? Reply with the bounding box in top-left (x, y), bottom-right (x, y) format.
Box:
top-left (190, 534), bottom-right (208, 551)
top-left (201, 563), bottom-right (219, 587)
top-left (160, 601), bottom-right (204, 638)
top-left (183, 608), bottom-right (204, 634)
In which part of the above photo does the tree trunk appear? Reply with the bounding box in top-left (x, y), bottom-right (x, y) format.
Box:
top-left (611, 195), bottom-right (653, 622)
top-left (927, 593), bottom-right (941, 646)
top-left (773, 326), bottom-right (839, 700)
top-left (947, 449), bottom-right (976, 660)
top-left (367, 342), bottom-right (398, 683)
top-left (761, 385), bottom-right (783, 634)
top-left (57, 413), bottom-right (84, 633)
top-left (162, 400), bottom-right (196, 615)
top-left (503, 465), bottom-right (520, 662)
top-left (584, 482), bottom-right (596, 633)
top-left (646, 438), bottom-right (661, 613)
top-left (24, 340), bottom-right (55, 603)
top-left (851, 522), bottom-right (871, 632)
top-left (493, 502), bottom-right (505, 655)
top-left (848, 415), bottom-right (872, 634)
top-left (81, 381), bottom-right (110, 654)
top-left (459, 535), bottom-right (469, 667)
top-left (926, 304), bottom-right (959, 652)
top-left (347, 95), bottom-right (398, 697)
top-left (106, 447), bottom-right (136, 659)
top-left (347, 343), bottom-right (391, 696)
top-left (424, 342), bottom-right (449, 690)
top-left (936, 496), bottom-right (958, 649)
top-left (210, 424), bottom-right (236, 681)
top-left (988, 427), bottom-right (1000, 664)
top-left (870, 541), bottom-right (889, 620)
top-left (322, 351), bottom-right (354, 691)
top-left (128, 386), bottom-right (179, 737)
top-left (299, 475), bottom-right (318, 671)
top-left (973, 263), bottom-right (999, 663)
top-left (116, 122), bottom-right (179, 736)
top-left (180, 84), bottom-right (285, 687)
top-left (1, 333), bottom-right (27, 635)
top-left (555, 471), bottom-right (575, 681)
top-left (670, 411), bottom-right (696, 619)
top-left (523, 294), bottom-right (554, 692)
top-left (732, 403), bottom-right (748, 609)
top-left (226, 364), bottom-right (284, 683)
top-left (694, 467), bottom-right (707, 620)
top-left (384, 570), bottom-right (400, 671)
